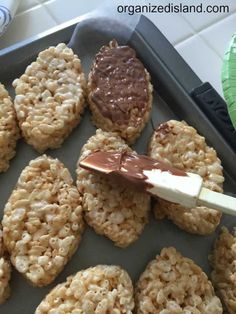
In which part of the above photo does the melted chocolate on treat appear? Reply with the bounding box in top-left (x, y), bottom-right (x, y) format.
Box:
top-left (156, 122), bottom-right (171, 135)
top-left (79, 151), bottom-right (187, 191)
top-left (90, 40), bottom-right (149, 125)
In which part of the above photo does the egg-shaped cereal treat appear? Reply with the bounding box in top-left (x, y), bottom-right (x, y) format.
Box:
top-left (13, 43), bottom-right (86, 152)
top-left (35, 265), bottom-right (134, 313)
top-left (209, 227), bottom-right (236, 314)
top-left (76, 129), bottom-right (151, 248)
top-left (0, 83), bottom-right (20, 172)
top-left (135, 247), bottom-right (223, 313)
top-left (148, 120), bottom-right (224, 235)
top-left (2, 155), bottom-right (84, 287)
top-left (0, 224), bottom-right (11, 304)
top-left (87, 40), bottom-right (153, 144)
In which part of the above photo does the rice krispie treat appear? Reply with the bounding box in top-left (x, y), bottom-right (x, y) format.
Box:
top-left (148, 120), bottom-right (224, 235)
top-left (0, 225), bottom-right (11, 304)
top-left (35, 265), bottom-right (134, 313)
top-left (135, 247), bottom-right (223, 314)
top-left (0, 83), bottom-right (19, 172)
top-left (13, 43), bottom-right (86, 152)
top-left (209, 227), bottom-right (236, 313)
top-left (2, 155), bottom-right (84, 287)
top-left (87, 40), bottom-right (153, 144)
top-left (76, 129), bottom-right (151, 248)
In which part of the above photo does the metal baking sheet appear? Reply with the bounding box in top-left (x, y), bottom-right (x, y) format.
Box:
top-left (0, 15), bottom-right (236, 313)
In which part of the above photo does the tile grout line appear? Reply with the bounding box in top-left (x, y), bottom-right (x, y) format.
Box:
top-left (15, 1), bottom-right (236, 59)
top-left (198, 34), bottom-right (223, 61)
top-left (175, 32), bottom-right (222, 61)
top-left (38, 0), bottom-right (61, 25)
top-left (174, 33), bottom-right (196, 47)
top-left (15, 0), bottom-right (59, 22)
top-left (174, 13), bottom-right (230, 95)
top-left (179, 6), bottom-right (236, 33)
top-left (182, 9), bottom-right (236, 32)
top-left (15, 3), bottom-right (42, 18)
top-left (177, 9), bottom-right (236, 56)
top-left (197, 11), bottom-right (236, 60)
top-left (17, 3), bottom-right (38, 15)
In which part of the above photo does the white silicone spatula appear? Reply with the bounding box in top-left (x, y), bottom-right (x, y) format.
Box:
top-left (142, 168), bottom-right (236, 216)
top-left (79, 151), bottom-right (236, 216)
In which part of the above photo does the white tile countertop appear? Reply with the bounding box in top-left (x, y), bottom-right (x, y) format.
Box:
top-left (0, 0), bottom-right (236, 97)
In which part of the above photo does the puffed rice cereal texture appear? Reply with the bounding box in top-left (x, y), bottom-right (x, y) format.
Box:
top-left (209, 227), bottom-right (236, 313)
top-left (0, 225), bottom-right (11, 304)
top-left (87, 40), bottom-right (153, 144)
top-left (13, 43), bottom-right (86, 152)
top-left (0, 83), bottom-right (20, 172)
top-left (35, 265), bottom-right (134, 314)
top-left (135, 247), bottom-right (223, 314)
top-left (76, 129), bottom-right (151, 248)
top-left (148, 120), bottom-right (224, 235)
top-left (2, 155), bottom-right (84, 287)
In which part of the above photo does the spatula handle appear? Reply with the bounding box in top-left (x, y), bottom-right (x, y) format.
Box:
top-left (198, 187), bottom-right (236, 216)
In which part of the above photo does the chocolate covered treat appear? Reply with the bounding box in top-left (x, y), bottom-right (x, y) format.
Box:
top-left (148, 120), bottom-right (224, 235)
top-left (76, 129), bottom-right (151, 248)
top-left (87, 40), bottom-right (153, 143)
top-left (135, 247), bottom-right (223, 313)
